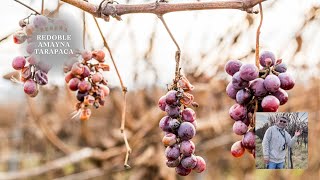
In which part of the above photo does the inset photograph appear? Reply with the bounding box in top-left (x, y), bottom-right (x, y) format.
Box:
top-left (255, 112), bottom-right (308, 169)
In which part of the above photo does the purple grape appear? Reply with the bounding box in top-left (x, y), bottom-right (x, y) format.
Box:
top-left (169, 119), bottom-right (180, 130)
top-left (175, 164), bottom-right (191, 176)
top-left (231, 140), bottom-right (245, 158)
top-left (69, 78), bottom-right (80, 91)
top-left (180, 140), bottom-right (195, 157)
top-left (81, 66), bottom-right (90, 78)
top-left (193, 156), bottom-right (206, 173)
top-left (259, 51), bottom-right (275, 67)
top-left (261, 95), bottom-right (280, 112)
top-left (236, 89), bottom-right (252, 105)
top-left (232, 72), bottom-right (249, 90)
top-left (165, 90), bottom-right (178, 106)
top-left (178, 122), bottom-right (196, 140)
top-left (229, 104), bottom-right (247, 121)
top-left (278, 73), bottom-right (295, 90)
top-left (274, 63), bottom-right (287, 73)
top-left (232, 121), bottom-right (248, 135)
top-left (12, 56), bottom-right (26, 70)
top-left (32, 15), bottom-right (48, 28)
top-left (166, 158), bottom-right (180, 168)
top-left (239, 64), bottom-right (259, 81)
top-left (181, 155), bottom-right (197, 169)
top-left (34, 70), bottom-right (48, 85)
top-left (249, 78), bottom-right (268, 97)
top-left (165, 105), bottom-right (180, 118)
top-left (76, 91), bottom-right (88, 102)
top-left (24, 79), bottom-right (38, 95)
top-left (162, 133), bottom-right (177, 147)
top-left (78, 81), bottom-right (92, 93)
top-left (159, 116), bottom-right (172, 132)
top-left (242, 131), bottom-right (255, 149)
top-left (272, 88), bottom-right (288, 105)
top-left (264, 74), bottom-right (280, 93)
top-left (165, 144), bottom-right (180, 160)
top-left (225, 60), bottom-right (242, 76)
top-left (181, 108), bottom-right (196, 122)
top-left (226, 82), bottom-right (238, 99)
top-left (158, 95), bottom-right (167, 111)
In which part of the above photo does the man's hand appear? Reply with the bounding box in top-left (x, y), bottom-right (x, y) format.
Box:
top-left (295, 129), bottom-right (302, 137)
top-left (264, 158), bottom-right (269, 164)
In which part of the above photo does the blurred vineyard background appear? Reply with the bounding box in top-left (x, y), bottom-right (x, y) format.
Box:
top-left (0, 0), bottom-right (320, 179)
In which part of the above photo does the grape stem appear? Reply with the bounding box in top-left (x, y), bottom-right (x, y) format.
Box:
top-left (92, 16), bottom-right (132, 169)
top-left (158, 15), bottom-right (181, 89)
top-left (13, 0), bottom-right (41, 15)
top-left (255, 3), bottom-right (263, 68)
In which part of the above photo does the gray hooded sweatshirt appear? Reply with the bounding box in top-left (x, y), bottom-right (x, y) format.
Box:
top-left (262, 125), bottom-right (297, 163)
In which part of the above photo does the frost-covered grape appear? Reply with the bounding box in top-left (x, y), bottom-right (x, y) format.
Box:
top-left (274, 63), bottom-right (287, 73)
top-left (71, 62), bottom-right (84, 76)
top-left (261, 95), bottom-right (280, 112)
top-left (166, 158), bottom-right (180, 168)
top-left (239, 64), bottom-right (259, 81)
top-left (12, 56), bottom-right (26, 70)
top-left (81, 66), bottom-right (90, 78)
top-left (165, 105), bottom-right (180, 118)
top-left (178, 122), bottom-right (196, 140)
top-left (78, 81), bottom-right (92, 93)
top-left (180, 140), bottom-right (195, 157)
top-left (34, 70), bottom-right (48, 85)
top-left (259, 51), bottom-right (275, 67)
top-left (242, 131), bottom-right (255, 149)
top-left (264, 74), bottom-right (280, 93)
top-left (193, 156), bottom-right (206, 173)
top-left (278, 73), bottom-right (295, 90)
top-left (169, 119), bottom-right (180, 130)
top-left (158, 95), bottom-right (167, 111)
top-left (236, 89), bottom-right (252, 105)
top-left (165, 90), bottom-right (178, 106)
top-left (92, 50), bottom-right (105, 62)
top-left (181, 155), bottom-right (197, 169)
top-left (225, 60), bottom-right (242, 76)
top-left (32, 15), bottom-right (48, 28)
top-left (226, 82), bottom-right (238, 99)
top-left (13, 31), bottom-right (27, 44)
top-left (165, 144), bottom-right (180, 160)
top-left (159, 116), bottom-right (172, 132)
top-left (232, 72), bottom-right (249, 90)
top-left (181, 108), bottom-right (196, 122)
top-left (231, 141), bottom-right (245, 158)
top-left (69, 78), bottom-right (80, 91)
top-left (232, 121), bottom-right (248, 135)
top-left (249, 78), bottom-right (268, 97)
top-left (24, 79), bottom-right (38, 96)
top-left (81, 50), bottom-right (92, 61)
top-left (272, 88), bottom-right (288, 105)
top-left (229, 104), bottom-right (247, 121)
top-left (162, 133), bottom-right (177, 147)
top-left (175, 164), bottom-right (191, 176)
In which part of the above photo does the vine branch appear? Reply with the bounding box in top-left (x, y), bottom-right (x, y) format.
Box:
top-left (60, 0), bottom-right (266, 19)
top-left (92, 16), bottom-right (131, 169)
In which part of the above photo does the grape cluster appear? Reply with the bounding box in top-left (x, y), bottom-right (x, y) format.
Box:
top-left (64, 50), bottom-right (110, 121)
top-left (225, 51), bottom-right (295, 158)
top-left (158, 76), bottom-right (206, 176)
top-left (11, 15), bottom-right (51, 97)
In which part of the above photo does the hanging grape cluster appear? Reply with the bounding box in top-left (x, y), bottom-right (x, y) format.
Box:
top-left (225, 51), bottom-right (295, 158)
top-left (158, 76), bottom-right (206, 176)
top-left (64, 50), bottom-right (110, 121)
top-left (11, 15), bottom-right (51, 97)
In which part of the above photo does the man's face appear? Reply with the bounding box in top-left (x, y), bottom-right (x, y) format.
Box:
top-left (277, 118), bottom-right (288, 129)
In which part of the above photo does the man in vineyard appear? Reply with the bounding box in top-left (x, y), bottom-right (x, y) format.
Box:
top-left (262, 116), bottom-right (302, 169)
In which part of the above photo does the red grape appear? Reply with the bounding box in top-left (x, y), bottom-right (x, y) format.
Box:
top-left (193, 156), bottom-right (206, 173)
top-left (181, 108), bottom-right (196, 122)
top-left (225, 60), bottom-right (242, 76)
top-left (259, 51), bottom-right (275, 67)
top-left (278, 73), bottom-right (295, 90)
top-left (264, 74), bottom-right (280, 93)
top-left (231, 141), bottom-right (245, 158)
top-left (261, 95), bottom-right (280, 112)
top-left (242, 131), bottom-right (255, 149)
top-left (239, 64), bottom-right (259, 81)
top-left (229, 104), bottom-right (247, 121)
top-left (272, 88), bottom-right (288, 105)
top-left (178, 122), bottom-right (196, 140)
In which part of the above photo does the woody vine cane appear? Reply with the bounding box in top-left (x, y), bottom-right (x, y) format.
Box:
top-left (227, 3), bottom-right (296, 158)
